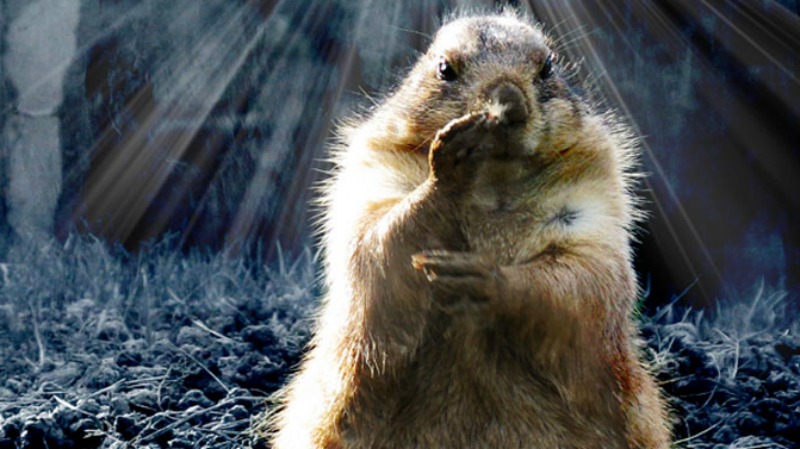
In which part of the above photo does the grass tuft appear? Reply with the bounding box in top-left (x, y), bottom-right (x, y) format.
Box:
top-left (0, 234), bottom-right (318, 448)
top-left (643, 280), bottom-right (798, 449)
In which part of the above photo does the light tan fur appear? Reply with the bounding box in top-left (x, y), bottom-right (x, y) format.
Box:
top-left (268, 11), bottom-right (671, 449)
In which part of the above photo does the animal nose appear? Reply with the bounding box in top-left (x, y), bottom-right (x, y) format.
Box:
top-left (486, 82), bottom-right (528, 126)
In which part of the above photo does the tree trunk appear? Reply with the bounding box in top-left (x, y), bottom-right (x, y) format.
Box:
top-left (2, 0), bottom-right (81, 246)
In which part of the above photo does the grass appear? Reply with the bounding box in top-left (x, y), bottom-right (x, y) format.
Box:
top-left (643, 280), bottom-right (797, 449)
top-left (0, 234), bottom-right (796, 448)
top-left (0, 234), bottom-right (318, 448)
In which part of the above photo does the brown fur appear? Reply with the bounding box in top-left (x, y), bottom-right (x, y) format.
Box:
top-left (267, 11), bottom-right (671, 449)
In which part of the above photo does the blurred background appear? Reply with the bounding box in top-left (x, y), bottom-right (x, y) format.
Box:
top-left (1, 0), bottom-right (798, 311)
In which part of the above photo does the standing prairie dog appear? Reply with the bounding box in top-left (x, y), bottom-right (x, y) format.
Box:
top-left (268, 10), bottom-right (671, 449)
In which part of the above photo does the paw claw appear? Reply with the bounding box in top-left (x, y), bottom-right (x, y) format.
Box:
top-left (412, 250), bottom-right (502, 307)
top-left (429, 113), bottom-right (498, 185)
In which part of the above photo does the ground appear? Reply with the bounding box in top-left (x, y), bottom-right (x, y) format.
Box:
top-left (0, 236), bottom-right (797, 448)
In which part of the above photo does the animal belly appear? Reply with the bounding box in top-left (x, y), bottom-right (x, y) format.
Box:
top-left (351, 333), bottom-right (628, 449)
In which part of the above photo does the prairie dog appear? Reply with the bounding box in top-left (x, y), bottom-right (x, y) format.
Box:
top-left (269, 11), bottom-right (671, 449)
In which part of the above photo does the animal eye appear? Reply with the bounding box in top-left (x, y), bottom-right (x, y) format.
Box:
top-left (540, 53), bottom-right (555, 80)
top-left (436, 57), bottom-right (458, 81)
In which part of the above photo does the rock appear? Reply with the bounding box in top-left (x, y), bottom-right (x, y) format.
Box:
top-left (176, 326), bottom-right (208, 347)
top-left (53, 407), bottom-right (82, 433)
top-left (734, 412), bottom-right (762, 434)
top-left (39, 361), bottom-right (84, 386)
top-left (83, 358), bottom-right (121, 389)
top-left (674, 377), bottom-right (716, 397)
top-left (144, 415), bottom-right (173, 446)
top-left (115, 349), bottom-right (143, 367)
top-left (711, 425), bottom-right (736, 444)
top-left (765, 371), bottom-right (793, 392)
top-left (177, 389), bottom-right (213, 409)
top-left (95, 316), bottom-right (130, 342)
top-left (774, 337), bottom-right (800, 360)
top-left (21, 418), bottom-right (67, 449)
top-left (114, 415), bottom-right (143, 441)
top-left (122, 338), bottom-right (149, 353)
top-left (229, 404), bottom-right (249, 420)
top-left (241, 324), bottom-right (278, 350)
top-left (0, 388), bottom-right (16, 399)
top-left (75, 398), bottom-right (102, 416)
top-left (234, 352), bottom-right (284, 390)
top-left (110, 396), bottom-right (131, 415)
top-left (775, 416), bottom-right (800, 440)
top-left (68, 418), bottom-right (104, 447)
top-left (1, 419), bottom-right (21, 440)
top-left (127, 389), bottom-right (158, 413)
top-left (4, 378), bottom-right (29, 395)
top-left (754, 398), bottom-right (788, 423)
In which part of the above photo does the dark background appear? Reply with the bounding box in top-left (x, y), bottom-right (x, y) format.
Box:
top-left (1, 0), bottom-right (798, 310)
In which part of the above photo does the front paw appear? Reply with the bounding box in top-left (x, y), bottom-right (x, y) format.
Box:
top-left (411, 250), bottom-right (503, 308)
top-left (428, 113), bottom-right (498, 189)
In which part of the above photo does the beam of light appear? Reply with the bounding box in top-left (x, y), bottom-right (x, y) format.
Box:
top-left (175, 0), bottom-right (291, 250)
top-left (80, 3), bottom-right (242, 239)
top-left (58, 0), bottom-right (796, 304)
top-left (182, 2), bottom-right (324, 254)
top-left (548, 24), bottom-right (596, 55)
top-left (76, 0), bottom-right (222, 214)
top-left (633, 0), bottom-right (800, 211)
top-left (223, 0), bottom-right (434, 256)
top-left (551, 0), bottom-right (800, 302)
top-left (275, 0), bottom-right (392, 247)
top-left (735, 0), bottom-right (800, 52)
top-left (576, 0), bottom-right (723, 288)
top-left (129, 3), bottom-right (277, 241)
top-left (221, 0), bottom-right (330, 253)
top-left (79, 2), bottom-right (268, 244)
top-left (266, 0), bottom-right (445, 256)
top-left (533, 0), bottom-right (725, 300)
top-left (699, 0), bottom-right (800, 86)
top-left (259, 43), bottom-right (362, 260)
top-left (663, 0), bottom-right (800, 122)
top-left (353, 0), bottom-right (413, 91)
top-left (63, 0), bottom-right (195, 189)
top-left (582, 0), bottom-right (745, 297)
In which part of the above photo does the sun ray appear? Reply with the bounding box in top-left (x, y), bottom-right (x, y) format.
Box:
top-left (533, 0), bottom-right (728, 300)
top-left (223, 0), bottom-right (335, 251)
top-left (79, 2), bottom-right (271, 244)
top-left (698, 0), bottom-right (799, 86)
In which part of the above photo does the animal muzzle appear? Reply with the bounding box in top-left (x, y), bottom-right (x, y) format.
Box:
top-left (483, 81), bottom-right (529, 127)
